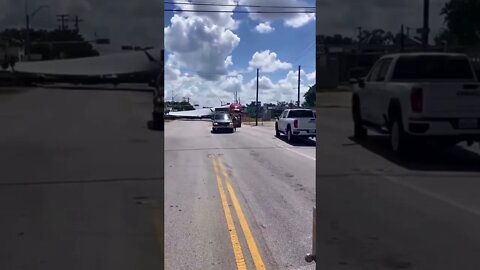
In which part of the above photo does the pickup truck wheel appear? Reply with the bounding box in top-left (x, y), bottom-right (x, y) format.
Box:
top-left (287, 127), bottom-right (294, 143)
top-left (275, 124), bottom-right (280, 137)
top-left (390, 117), bottom-right (410, 156)
top-left (352, 97), bottom-right (367, 139)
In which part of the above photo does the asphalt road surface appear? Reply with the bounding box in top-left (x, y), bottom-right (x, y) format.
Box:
top-left (0, 86), bottom-right (163, 269)
top-left (165, 120), bottom-right (316, 270)
top-left (317, 104), bottom-right (480, 270)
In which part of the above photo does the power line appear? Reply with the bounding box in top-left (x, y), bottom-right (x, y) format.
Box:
top-left (164, 1), bottom-right (315, 9)
top-left (164, 9), bottom-right (315, 13)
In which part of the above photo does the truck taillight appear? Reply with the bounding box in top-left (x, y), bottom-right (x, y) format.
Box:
top-left (411, 87), bottom-right (423, 113)
top-left (294, 119), bottom-right (298, 128)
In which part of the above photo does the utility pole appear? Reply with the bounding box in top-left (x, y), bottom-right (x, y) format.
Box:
top-left (25, 14), bottom-right (30, 60)
top-left (297, 65), bottom-right (301, 108)
top-left (422, 0), bottom-right (430, 49)
top-left (357, 27), bottom-right (362, 41)
top-left (256, 68), bottom-right (259, 126)
top-left (69, 16), bottom-right (83, 32)
top-left (25, 3), bottom-right (49, 61)
top-left (57, 14), bottom-right (69, 31)
top-left (400, 24), bottom-right (405, 51)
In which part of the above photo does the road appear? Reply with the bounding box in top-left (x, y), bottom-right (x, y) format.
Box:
top-left (165, 120), bottom-right (316, 269)
top-left (316, 94), bottom-right (480, 270)
top-left (0, 86), bottom-right (164, 269)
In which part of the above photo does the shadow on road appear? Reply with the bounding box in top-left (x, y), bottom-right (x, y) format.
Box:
top-left (276, 135), bottom-right (316, 147)
top-left (349, 135), bottom-right (480, 172)
top-left (211, 129), bottom-right (236, 134)
top-left (147, 120), bottom-right (163, 131)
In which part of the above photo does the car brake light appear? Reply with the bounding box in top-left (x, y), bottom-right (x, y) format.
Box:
top-left (294, 119), bottom-right (298, 128)
top-left (411, 87), bottom-right (423, 113)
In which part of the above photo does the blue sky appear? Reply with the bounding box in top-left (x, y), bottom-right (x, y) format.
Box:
top-left (163, 0), bottom-right (316, 107)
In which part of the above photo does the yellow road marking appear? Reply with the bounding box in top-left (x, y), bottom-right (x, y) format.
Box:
top-left (217, 157), bottom-right (266, 270)
top-left (212, 157), bottom-right (247, 270)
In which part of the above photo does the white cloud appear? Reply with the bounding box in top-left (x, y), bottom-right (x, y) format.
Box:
top-left (171, 0), bottom-right (238, 30)
top-left (248, 50), bottom-right (292, 73)
top-left (165, 14), bottom-right (240, 80)
top-left (285, 13), bottom-right (316, 28)
top-left (165, 67), bottom-right (314, 107)
top-left (225, 56), bottom-right (233, 67)
top-left (306, 71), bottom-right (316, 85)
top-left (239, 0), bottom-right (315, 28)
top-left (255, 22), bottom-right (275, 33)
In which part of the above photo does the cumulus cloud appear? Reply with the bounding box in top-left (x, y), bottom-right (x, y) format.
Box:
top-left (306, 71), bottom-right (316, 85)
top-left (165, 14), bottom-right (240, 80)
top-left (170, 0), bottom-right (238, 30)
top-left (165, 66), bottom-right (314, 107)
top-left (165, 72), bottom-right (247, 107)
top-left (240, 0), bottom-right (315, 28)
top-left (255, 22), bottom-right (275, 33)
top-left (225, 56), bottom-right (233, 67)
top-left (248, 50), bottom-right (292, 73)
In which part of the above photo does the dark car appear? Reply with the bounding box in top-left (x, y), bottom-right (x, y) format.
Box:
top-left (212, 112), bottom-right (234, 133)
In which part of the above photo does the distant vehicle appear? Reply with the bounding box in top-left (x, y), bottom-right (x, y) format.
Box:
top-left (351, 52), bottom-right (480, 155)
top-left (229, 103), bottom-right (242, 128)
top-left (212, 112), bottom-right (235, 133)
top-left (275, 109), bottom-right (316, 142)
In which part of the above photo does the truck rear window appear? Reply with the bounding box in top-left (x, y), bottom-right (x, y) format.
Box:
top-left (214, 113), bottom-right (230, 120)
top-left (288, 110), bottom-right (314, 118)
top-left (392, 55), bottom-right (475, 80)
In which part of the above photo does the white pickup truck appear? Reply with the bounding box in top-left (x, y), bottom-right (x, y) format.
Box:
top-left (351, 52), bottom-right (480, 155)
top-left (275, 109), bottom-right (316, 142)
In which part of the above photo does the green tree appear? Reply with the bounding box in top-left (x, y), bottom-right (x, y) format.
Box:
top-left (358, 29), bottom-right (395, 45)
top-left (440, 0), bottom-right (480, 46)
top-left (0, 28), bottom-right (99, 60)
top-left (303, 85), bottom-right (316, 108)
top-left (318, 34), bottom-right (354, 45)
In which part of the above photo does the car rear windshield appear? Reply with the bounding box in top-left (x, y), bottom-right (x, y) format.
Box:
top-left (288, 110), bottom-right (315, 118)
top-left (214, 113), bottom-right (230, 120)
top-left (392, 55), bottom-right (475, 80)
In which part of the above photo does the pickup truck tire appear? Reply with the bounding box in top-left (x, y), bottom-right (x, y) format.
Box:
top-left (390, 116), bottom-right (410, 156)
top-left (275, 123), bottom-right (280, 137)
top-left (286, 126), bottom-right (294, 143)
top-left (352, 97), bottom-right (367, 139)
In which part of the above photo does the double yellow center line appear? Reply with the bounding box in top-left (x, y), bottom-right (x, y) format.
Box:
top-left (212, 155), bottom-right (266, 270)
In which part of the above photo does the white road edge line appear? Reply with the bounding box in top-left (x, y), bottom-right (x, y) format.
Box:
top-left (370, 170), bottom-right (480, 218)
top-left (276, 143), bottom-right (316, 161)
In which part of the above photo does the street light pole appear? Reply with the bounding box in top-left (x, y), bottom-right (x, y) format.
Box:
top-left (25, 4), bottom-right (49, 61)
top-left (25, 14), bottom-right (30, 61)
